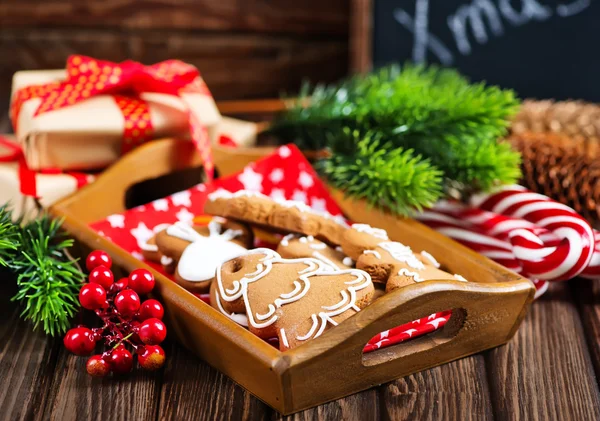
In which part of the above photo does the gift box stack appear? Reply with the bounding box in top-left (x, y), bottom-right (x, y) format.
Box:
top-left (1, 55), bottom-right (259, 221)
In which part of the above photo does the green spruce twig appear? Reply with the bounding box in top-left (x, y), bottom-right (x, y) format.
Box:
top-left (4, 212), bottom-right (84, 336)
top-left (268, 64), bottom-right (522, 212)
top-left (316, 129), bottom-right (443, 215)
top-left (0, 205), bottom-right (20, 267)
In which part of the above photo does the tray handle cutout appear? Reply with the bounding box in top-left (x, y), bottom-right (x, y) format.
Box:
top-left (361, 307), bottom-right (465, 367)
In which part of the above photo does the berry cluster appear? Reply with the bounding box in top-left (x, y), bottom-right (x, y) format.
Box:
top-left (63, 250), bottom-right (167, 377)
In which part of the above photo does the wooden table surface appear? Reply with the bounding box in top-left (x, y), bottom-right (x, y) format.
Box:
top-left (2, 269), bottom-right (600, 421)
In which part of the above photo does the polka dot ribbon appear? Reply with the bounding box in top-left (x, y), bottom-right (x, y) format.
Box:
top-left (10, 55), bottom-right (214, 179)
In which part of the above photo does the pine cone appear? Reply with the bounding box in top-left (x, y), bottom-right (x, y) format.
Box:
top-left (512, 100), bottom-right (600, 142)
top-left (508, 131), bottom-right (600, 222)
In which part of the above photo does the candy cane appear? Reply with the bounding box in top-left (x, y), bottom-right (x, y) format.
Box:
top-left (417, 209), bottom-right (549, 298)
top-left (470, 185), bottom-right (595, 281)
top-left (418, 185), bottom-right (599, 285)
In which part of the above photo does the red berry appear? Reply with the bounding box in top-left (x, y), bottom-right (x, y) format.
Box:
top-left (137, 345), bottom-right (166, 371)
top-left (86, 250), bottom-right (112, 271)
top-left (86, 355), bottom-right (111, 377)
top-left (128, 269), bottom-right (155, 295)
top-left (113, 277), bottom-right (129, 292)
top-left (114, 290), bottom-right (141, 318)
top-left (64, 327), bottom-right (96, 355)
top-left (89, 265), bottom-right (114, 290)
top-left (138, 318), bottom-right (167, 345)
top-left (79, 284), bottom-right (107, 310)
top-left (130, 320), bottom-right (142, 343)
top-left (139, 299), bottom-right (164, 320)
top-left (109, 348), bottom-right (133, 374)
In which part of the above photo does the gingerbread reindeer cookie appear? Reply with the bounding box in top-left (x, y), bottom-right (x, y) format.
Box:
top-left (342, 224), bottom-right (468, 293)
top-left (276, 234), bottom-right (353, 270)
top-left (210, 249), bottom-right (374, 350)
top-left (152, 220), bottom-right (253, 293)
top-left (204, 189), bottom-right (349, 245)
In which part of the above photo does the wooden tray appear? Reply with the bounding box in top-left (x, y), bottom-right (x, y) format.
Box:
top-left (50, 138), bottom-right (535, 415)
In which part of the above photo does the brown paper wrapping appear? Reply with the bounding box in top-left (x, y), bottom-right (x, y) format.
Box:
top-left (11, 69), bottom-right (222, 171)
top-left (0, 138), bottom-right (95, 222)
top-left (215, 117), bottom-right (259, 148)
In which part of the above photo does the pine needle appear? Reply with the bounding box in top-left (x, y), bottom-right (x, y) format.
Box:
top-left (268, 64), bottom-right (522, 210)
top-left (3, 213), bottom-right (84, 336)
top-left (316, 130), bottom-right (443, 215)
top-left (0, 205), bottom-right (19, 267)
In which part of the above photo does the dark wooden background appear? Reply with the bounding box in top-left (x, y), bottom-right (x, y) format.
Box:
top-left (0, 0), bottom-right (350, 125)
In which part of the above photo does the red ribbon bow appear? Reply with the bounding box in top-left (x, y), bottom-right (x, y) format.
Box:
top-left (10, 55), bottom-right (214, 178)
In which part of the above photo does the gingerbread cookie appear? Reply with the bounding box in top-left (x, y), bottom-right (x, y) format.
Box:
top-left (211, 249), bottom-right (374, 350)
top-left (276, 234), bottom-right (352, 270)
top-left (151, 220), bottom-right (253, 293)
top-left (139, 223), bottom-right (171, 263)
top-left (342, 224), bottom-right (468, 293)
top-left (205, 189), bottom-right (348, 245)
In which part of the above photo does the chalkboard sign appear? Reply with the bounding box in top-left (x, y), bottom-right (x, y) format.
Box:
top-left (350, 0), bottom-right (600, 101)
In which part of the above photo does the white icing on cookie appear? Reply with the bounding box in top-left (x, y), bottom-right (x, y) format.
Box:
top-left (215, 249), bottom-right (372, 344)
top-left (420, 251), bottom-right (440, 268)
top-left (280, 234), bottom-right (296, 247)
top-left (140, 242), bottom-right (159, 252)
top-left (215, 291), bottom-right (249, 327)
top-left (454, 274), bottom-right (468, 282)
top-left (352, 224), bottom-right (389, 240)
top-left (168, 222), bottom-right (247, 282)
top-left (312, 251), bottom-right (339, 271)
top-left (280, 328), bottom-right (290, 348)
top-left (363, 250), bottom-right (382, 259)
top-left (378, 242), bottom-right (425, 270)
top-left (310, 242), bottom-right (327, 250)
top-left (342, 257), bottom-right (354, 266)
top-left (160, 255), bottom-right (173, 266)
top-left (398, 268), bottom-right (423, 282)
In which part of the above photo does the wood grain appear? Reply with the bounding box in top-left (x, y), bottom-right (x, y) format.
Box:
top-left (43, 349), bottom-right (163, 421)
top-left (158, 342), bottom-right (271, 421)
top-left (0, 0), bottom-right (349, 35)
top-left (0, 29), bottom-right (347, 101)
top-left (572, 278), bottom-right (600, 382)
top-left (485, 282), bottom-right (600, 421)
top-left (279, 389), bottom-right (378, 421)
top-left (0, 270), bottom-right (58, 421)
top-left (380, 356), bottom-right (493, 421)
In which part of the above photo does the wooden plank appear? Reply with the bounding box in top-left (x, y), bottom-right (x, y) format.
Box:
top-left (157, 342), bottom-right (272, 420)
top-left (379, 356), bottom-right (493, 420)
top-left (572, 278), bottom-right (600, 383)
top-left (43, 342), bottom-right (163, 420)
top-left (0, 270), bottom-right (58, 421)
top-left (485, 282), bottom-right (600, 420)
top-left (280, 390), bottom-right (378, 421)
top-left (0, 29), bottom-right (347, 101)
top-left (0, 0), bottom-right (349, 35)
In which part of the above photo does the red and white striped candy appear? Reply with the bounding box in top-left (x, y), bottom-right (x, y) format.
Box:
top-left (470, 185), bottom-right (595, 281)
top-left (417, 208), bottom-right (549, 298)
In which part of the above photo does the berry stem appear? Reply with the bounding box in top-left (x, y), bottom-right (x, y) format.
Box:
top-left (113, 332), bottom-right (134, 350)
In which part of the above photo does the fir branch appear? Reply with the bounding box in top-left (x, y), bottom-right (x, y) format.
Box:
top-left (0, 205), bottom-right (20, 267)
top-left (10, 216), bottom-right (84, 336)
top-left (316, 130), bottom-right (443, 215)
top-left (269, 64), bottom-right (522, 203)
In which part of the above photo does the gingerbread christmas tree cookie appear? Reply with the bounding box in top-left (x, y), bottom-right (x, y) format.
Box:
top-left (211, 249), bottom-right (374, 350)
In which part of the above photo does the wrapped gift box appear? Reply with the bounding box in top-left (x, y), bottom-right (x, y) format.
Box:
top-left (11, 60), bottom-right (221, 171)
top-left (0, 137), bottom-right (95, 221)
top-left (215, 117), bottom-right (259, 148)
